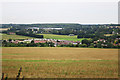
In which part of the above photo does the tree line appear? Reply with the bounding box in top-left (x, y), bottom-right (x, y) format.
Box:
top-left (15, 31), bottom-right (44, 38)
top-left (2, 40), bottom-right (54, 47)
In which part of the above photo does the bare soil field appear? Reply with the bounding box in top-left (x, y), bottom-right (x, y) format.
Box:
top-left (2, 47), bottom-right (118, 78)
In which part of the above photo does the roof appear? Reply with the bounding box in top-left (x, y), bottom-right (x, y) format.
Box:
top-left (34, 40), bottom-right (46, 43)
top-left (27, 27), bottom-right (39, 29)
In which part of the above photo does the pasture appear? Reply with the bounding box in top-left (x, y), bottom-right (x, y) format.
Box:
top-left (2, 47), bottom-right (118, 78)
top-left (37, 34), bottom-right (85, 41)
top-left (1, 33), bottom-right (85, 41)
top-left (0, 33), bottom-right (34, 40)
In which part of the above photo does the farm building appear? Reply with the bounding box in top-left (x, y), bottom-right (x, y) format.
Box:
top-left (68, 34), bottom-right (75, 36)
top-left (8, 32), bottom-right (16, 35)
top-left (26, 27), bottom-right (39, 33)
top-left (34, 40), bottom-right (46, 43)
top-left (42, 28), bottom-right (63, 30)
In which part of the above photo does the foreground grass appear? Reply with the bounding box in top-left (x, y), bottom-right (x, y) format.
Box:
top-left (2, 60), bottom-right (118, 78)
top-left (2, 47), bottom-right (118, 78)
top-left (37, 34), bottom-right (85, 41)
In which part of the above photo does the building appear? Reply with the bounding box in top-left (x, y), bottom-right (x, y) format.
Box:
top-left (68, 34), bottom-right (75, 36)
top-left (27, 27), bottom-right (39, 31)
top-left (8, 32), bottom-right (16, 35)
top-left (34, 40), bottom-right (46, 43)
top-left (42, 28), bottom-right (63, 30)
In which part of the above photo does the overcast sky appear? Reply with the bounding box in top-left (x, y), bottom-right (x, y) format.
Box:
top-left (0, 0), bottom-right (119, 24)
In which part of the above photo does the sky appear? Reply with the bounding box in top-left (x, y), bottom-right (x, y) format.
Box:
top-left (0, 0), bottom-right (119, 24)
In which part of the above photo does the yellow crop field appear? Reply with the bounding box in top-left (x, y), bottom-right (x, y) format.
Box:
top-left (0, 28), bottom-right (10, 31)
top-left (2, 47), bottom-right (118, 78)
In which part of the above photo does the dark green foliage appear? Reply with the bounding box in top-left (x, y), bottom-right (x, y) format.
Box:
top-left (1, 24), bottom-right (120, 48)
top-left (16, 31), bottom-right (43, 38)
top-left (2, 42), bottom-right (55, 47)
top-left (82, 39), bottom-right (93, 47)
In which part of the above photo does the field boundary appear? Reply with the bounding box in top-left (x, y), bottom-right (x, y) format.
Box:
top-left (2, 59), bottom-right (116, 62)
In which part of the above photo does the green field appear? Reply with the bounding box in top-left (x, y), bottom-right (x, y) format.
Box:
top-left (0, 33), bottom-right (34, 40)
top-left (1, 33), bottom-right (85, 41)
top-left (2, 47), bottom-right (118, 78)
top-left (38, 34), bottom-right (85, 41)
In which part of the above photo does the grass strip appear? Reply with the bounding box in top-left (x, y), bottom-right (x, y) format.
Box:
top-left (2, 59), bottom-right (115, 62)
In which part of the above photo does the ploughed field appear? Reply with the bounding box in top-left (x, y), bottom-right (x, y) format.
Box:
top-left (2, 47), bottom-right (118, 78)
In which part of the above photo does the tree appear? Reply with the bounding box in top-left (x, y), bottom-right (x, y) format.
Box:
top-left (31, 40), bottom-right (34, 43)
top-left (8, 39), bottom-right (12, 42)
top-left (96, 43), bottom-right (102, 48)
top-left (89, 43), bottom-right (94, 48)
top-left (107, 43), bottom-right (114, 48)
top-left (82, 39), bottom-right (93, 47)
